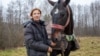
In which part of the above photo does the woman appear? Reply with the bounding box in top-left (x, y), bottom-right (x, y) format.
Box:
top-left (23, 8), bottom-right (56, 56)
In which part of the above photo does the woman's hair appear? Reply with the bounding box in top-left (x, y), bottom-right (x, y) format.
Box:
top-left (30, 8), bottom-right (42, 17)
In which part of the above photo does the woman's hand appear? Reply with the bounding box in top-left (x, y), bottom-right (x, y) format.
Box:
top-left (48, 47), bottom-right (52, 52)
top-left (51, 42), bottom-right (56, 47)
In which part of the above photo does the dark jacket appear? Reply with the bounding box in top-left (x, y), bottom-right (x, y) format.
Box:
top-left (23, 19), bottom-right (51, 56)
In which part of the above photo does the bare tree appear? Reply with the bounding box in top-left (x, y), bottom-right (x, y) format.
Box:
top-left (0, 4), bottom-right (4, 49)
top-left (27, 0), bottom-right (36, 9)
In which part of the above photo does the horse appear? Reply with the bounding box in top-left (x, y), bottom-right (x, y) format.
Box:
top-left (48, 0), bottom-right (79, 56)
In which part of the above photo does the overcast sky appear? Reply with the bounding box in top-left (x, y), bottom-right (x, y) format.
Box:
top-left (52, 0), bottom-right (95, 5)
top-left (1, 0), bottom-right (95, 8)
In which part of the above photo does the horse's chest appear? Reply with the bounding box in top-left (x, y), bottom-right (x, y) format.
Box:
top-left (52, 36), bottom-right (68, 50)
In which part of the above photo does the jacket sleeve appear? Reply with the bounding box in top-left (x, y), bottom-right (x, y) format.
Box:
top-left (44, 27), bottom-right (52, 46)
top-left (24, 24), bottom-right (49, 52)
top-left (46, 38), bottom-right (52, 46)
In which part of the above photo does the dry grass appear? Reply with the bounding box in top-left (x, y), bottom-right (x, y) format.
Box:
top-left (70, 37), bottom-right (100, 56)
top-left (0, 47), bottom-right (27, 56)
top-left (0, 37), bottom-right (100, 56)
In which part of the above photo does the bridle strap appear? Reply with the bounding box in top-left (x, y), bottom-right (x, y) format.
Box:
top-left (64, 5), bottom-right (70, 28)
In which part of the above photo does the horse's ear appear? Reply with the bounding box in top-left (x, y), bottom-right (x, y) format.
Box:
top-left (63, 0), bottom-right (70, 7)
top-left (48, 0), bottom-right (56, 6)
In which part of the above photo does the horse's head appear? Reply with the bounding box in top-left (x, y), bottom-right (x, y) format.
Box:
top-left (48, 0), bottom-right (73, 41)
top-left (49, 0), bottom-right (70, 25)
top-left (48, 0), bottom-right (71, 39)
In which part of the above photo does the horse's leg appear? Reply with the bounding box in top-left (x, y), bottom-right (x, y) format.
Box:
top-left (50, 50), bottom-right (61, 56)
top-left (64, 49), bottom-right (71, 56)
top-left (64, 42), bottom-right (72, 56)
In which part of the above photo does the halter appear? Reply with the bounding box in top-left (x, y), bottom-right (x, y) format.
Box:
top-left (51, 6), bottom-right (70, 30)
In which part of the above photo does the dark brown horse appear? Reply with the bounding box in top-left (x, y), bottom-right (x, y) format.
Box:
top-left (48, 0), bottom-right (79, 56)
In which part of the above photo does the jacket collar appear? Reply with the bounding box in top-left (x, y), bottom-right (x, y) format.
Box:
top-left (30, 19), bottom-right (45, 26)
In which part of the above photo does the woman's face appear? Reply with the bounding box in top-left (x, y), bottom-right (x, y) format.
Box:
top-left (32, 10), bottom-right (41, 21)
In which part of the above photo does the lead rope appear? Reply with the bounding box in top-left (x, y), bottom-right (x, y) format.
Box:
top-left (61, 5), bottom-right (71, 56)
